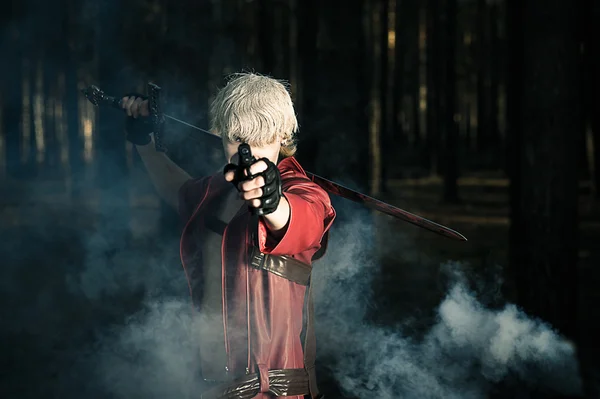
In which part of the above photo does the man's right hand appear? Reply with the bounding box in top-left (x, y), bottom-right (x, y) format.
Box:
top-left (121, 95), bottom-right (153, 145)
top-left (121, 96), bottom-right (150, 118)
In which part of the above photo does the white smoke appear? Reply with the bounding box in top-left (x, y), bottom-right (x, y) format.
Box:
top-left (85, 212), bottom-right (584, 399)
top-left (311, 215), bottom-right (583, 398)
top-left (94, 300), bottom-right (206, 399)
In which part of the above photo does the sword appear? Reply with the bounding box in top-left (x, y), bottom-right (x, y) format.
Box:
top-left (81, 84), bottom-right (468, 242)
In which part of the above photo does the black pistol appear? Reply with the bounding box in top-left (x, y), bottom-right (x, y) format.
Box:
top-left (236, 143), bottom-right (263, 215)
top-left (235, 143), bottom-right (257, 181)
top-left (238, 143), bottom-right (255, 170)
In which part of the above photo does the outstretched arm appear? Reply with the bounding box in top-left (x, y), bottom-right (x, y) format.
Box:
top-left (224, 156), bottom-right (335, 256)
top-left (258, 180), bottom-right (335, 256)
top-left (224, 157), bottom-right (292, 238)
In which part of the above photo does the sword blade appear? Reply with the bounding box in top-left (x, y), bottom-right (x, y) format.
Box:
top-left (164, 114), bottom-right (214, 134)
top-left (82, 84), bottom-right (468, 241)
top-left (307, 173), bottom-right (468, 241)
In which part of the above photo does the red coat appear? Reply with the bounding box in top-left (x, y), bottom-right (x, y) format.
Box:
top-left (178, 156), bottom-right (336, 399)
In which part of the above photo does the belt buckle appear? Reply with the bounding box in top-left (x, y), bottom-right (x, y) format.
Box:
top-left (250, 250), bottom-right (266, 270)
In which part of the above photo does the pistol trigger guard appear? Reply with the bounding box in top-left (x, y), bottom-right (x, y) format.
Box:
top-left (244, 166), bottom-right (256, 180)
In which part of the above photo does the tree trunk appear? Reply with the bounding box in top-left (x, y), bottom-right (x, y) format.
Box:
top-left (43, 51), bottom-right (58, 172)
top-left (159, 0), bottom-right (214, 178)
top-left (507, 0), bottom-right (581, 369)
top-left (295, 0), bottom-right (318, 172)
top-left (579, 1), bottom-right (600, 397)
top-left (464, 106), bottom-right (471, 149)
top-left (26, 55), bottom-right (38, 177)
top-left (441, 0), bottom-right (459, 203)
top-left (476, 0), bottom-right (489, 154)
top-left (506, 0), bottom-right (524, 306)
top-left (94, 1), bottom-right (132, 245)
top-left (210, 0), bottom-right (242, 82)
top-left (367, 0), bottom-right (385, 196)
top-left (489, 2), bottom-right (500, 164)
top-left (312, 0), bottom-right (369, 190)
top-left (63, 0), bottom-right (84, 198)
top-left (412, 1), bottom-right (423, 149)
top-left (288, 0), bottom-right (299, 95)
top-left (591, 0), bottom-right (600, 200)
top-left (392, 0), bottom-right (406, 151)
top-left (258, 0), bottom-right (275, 74)
top-left (38, 0), bottom-right (63, 175)
top-left (275, 0), bottom-right (291, 79)
top-left (183, 0), bottom-right (214, 176)
top-left (2, 22), bottom-right (23, 178)
top-left (425, 0), bottom-right (441, 176)
top-left (379, 0), bottom-right (391, 192)
top-left (393, 0), bottom-right (410, 149)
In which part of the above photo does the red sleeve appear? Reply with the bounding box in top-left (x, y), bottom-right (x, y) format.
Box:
top-left (178, 176), bottom-right (210, 223)
top-left (257, 178), bottom-right (335, 256)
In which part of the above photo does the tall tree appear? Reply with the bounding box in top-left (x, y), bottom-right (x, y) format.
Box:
top-left (312, 0), bottom-right (369, 190)
top-left (507, 0), bottom-right (581, 373)
top-left (488, 1), bottom-right (500, 163)
top-left (213, 0), bottom-right (247, 78)
top-left (425, 0), bottom-right (442, 176)
top-left (288, 0), bottom-right (300, 97)
top-left (441, 0), bottom-right (459, 203)
top-left (379, 0), bottom-right (391, 194)
top-left (475, 0), bottom-right (501, 168)
top-left (258, 0), bottom-right (275, 74)
top-left (407, 0), bottom-right (423, 148)
top-left (295, 0), bottom-right (371, 193)
top-left (1, 4), bottom-right (25, 178)
top-left (294, 0), bottom-right (318, 173)
top-left (586, 0), bottom-right (600, 199)
top-left (366, 0), bottom-right (386, 195)
top-left (579, 0), bottom-right (600, 394)
top-left (475, 0), bottom-right (490, 155)
top-left (392, 0), bottom-right (406, 150)
top-left (159, 0), bottom-right (215, 177)
top-left (275, 0), bottom-right (292, 79)
top-left (94, 0), bottom-right (132, 245)
top-left (180, 0), bottom-right (214, 173)
top-left (63, 0), bottom-right (84, 198)
top-left (257, 0), bottom-right (290, 79)
top-left (25, 55), bottom-right (38, 177)
top-left (43, 50), bottom-right (58, 172)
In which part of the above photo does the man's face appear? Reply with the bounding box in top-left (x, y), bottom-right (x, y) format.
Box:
top-left (223, 138), bottom-right (281, 165)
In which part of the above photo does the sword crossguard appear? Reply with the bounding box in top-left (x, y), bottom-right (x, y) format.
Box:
top-left (147, 82), bottom-right (167, 153)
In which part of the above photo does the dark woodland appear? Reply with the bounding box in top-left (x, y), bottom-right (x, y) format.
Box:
top-left (1, 0), bottom-right (599, 398)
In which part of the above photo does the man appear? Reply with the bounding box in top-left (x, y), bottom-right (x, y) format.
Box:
top-left (122, 72), bottom-right (336, 399)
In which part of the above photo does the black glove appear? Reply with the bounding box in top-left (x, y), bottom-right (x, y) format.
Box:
top-left (253, 158), bottom-right (283, 216)
top-left (224, 156), bottom-right (283, 216)
top-left (123, 93), bottom-right (153, 145)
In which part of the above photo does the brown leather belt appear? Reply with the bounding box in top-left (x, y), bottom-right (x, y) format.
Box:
top-left (200, 368), bottom-right (310, 399)
top-left (250, 250), bottom-right (312, 286)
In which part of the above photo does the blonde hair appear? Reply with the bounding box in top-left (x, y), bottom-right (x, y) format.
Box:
top-left (209, 72), bottom-right (298, 158)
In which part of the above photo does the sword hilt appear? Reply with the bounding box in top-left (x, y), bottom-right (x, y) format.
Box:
top-left (81, 85), bottom-right (123, 110)
top-left (80, 83), bottom-right (167, 153)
